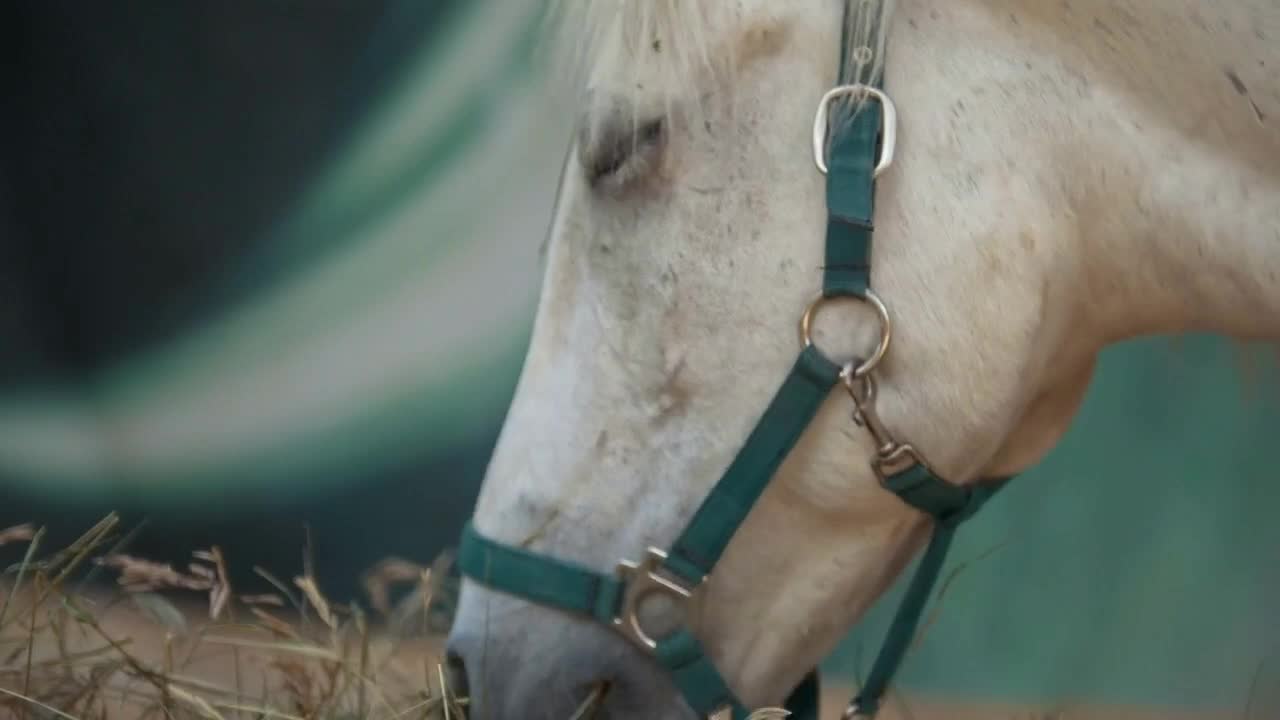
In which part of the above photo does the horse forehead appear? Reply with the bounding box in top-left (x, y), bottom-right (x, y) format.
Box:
top-left (730, 9), bottom-right (802, 66)
top-left (582, 3), bottom-right (816, 92)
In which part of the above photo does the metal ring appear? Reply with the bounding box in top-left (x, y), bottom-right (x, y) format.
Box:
top-left (812, 84), bottom-right (897, 176)
top-left (798, 289), bottom-right (892, 379)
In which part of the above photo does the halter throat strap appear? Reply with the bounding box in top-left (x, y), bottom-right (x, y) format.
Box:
top-left (456, 5), bottom-right (1012, 718)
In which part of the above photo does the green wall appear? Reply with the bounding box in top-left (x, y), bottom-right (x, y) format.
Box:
top-left (833, 335), bottom-right (1279, 711)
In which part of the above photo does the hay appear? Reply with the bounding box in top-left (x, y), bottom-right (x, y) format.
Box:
top-left (0, 514), bottom-right (466, 720)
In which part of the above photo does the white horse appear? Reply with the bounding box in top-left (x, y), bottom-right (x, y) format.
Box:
top-left (447, 0), bottom-right (1280, 717)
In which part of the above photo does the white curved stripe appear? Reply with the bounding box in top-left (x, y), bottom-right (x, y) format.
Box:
top-left (0, 0), bottom-right (577, 493)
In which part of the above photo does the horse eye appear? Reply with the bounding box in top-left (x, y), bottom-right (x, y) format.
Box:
top-left (580, 117), bottom-right (666, 189)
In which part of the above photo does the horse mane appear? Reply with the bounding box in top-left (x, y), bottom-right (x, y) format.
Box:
top-left (542, 1), bottom-right (896, 119)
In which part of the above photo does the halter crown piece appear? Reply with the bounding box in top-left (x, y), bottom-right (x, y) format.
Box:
top-left (457, 5), bottom-right (1011, 718)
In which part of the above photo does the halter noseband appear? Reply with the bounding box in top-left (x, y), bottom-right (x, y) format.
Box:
top-left (457, 7), bottom-right (1010, 718)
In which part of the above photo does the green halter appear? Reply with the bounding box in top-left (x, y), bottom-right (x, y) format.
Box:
top-left (457, 5), bottom-right (1010, 718)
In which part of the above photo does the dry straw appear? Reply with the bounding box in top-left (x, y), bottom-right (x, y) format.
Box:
top-left (0, 514), bottom-right (464, 720)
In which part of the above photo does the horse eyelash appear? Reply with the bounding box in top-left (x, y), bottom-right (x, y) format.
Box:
top-left (587, 118), bottom-right (666, 189)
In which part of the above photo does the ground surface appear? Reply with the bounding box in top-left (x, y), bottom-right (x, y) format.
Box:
top-left (0, 584), bottom-right (1242, 720)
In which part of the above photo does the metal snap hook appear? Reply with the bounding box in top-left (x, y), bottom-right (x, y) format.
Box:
top-left (843, 372), bottom-right (927, 484)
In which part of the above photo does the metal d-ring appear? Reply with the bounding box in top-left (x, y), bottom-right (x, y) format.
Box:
top-left (798, 290), bottom-right (892, 379)
top-left (812, 84), bottom-right (897, 176)
top-left (613, 547), bottom-right (695, 651)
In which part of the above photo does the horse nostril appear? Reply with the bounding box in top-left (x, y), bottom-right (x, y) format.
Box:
top-left (444, 649), bottom-right (470, 701)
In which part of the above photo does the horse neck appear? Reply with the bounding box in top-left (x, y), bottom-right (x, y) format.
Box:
top-left (1075, 124), bottom-right (1280, 345)
top-left (979, 0), bottom-right (1280, 345)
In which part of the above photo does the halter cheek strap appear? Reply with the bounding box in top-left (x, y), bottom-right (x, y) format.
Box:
top-left (456, 5), bottom-right (1012, 718)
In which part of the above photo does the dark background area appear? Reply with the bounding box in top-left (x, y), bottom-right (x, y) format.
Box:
top-left (0, 0), bottom-right (482, 602)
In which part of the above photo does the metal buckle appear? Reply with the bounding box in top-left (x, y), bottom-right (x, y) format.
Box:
top-left (812, 84), bottom-right (897, 176)
top-left (799, 289), bottom-right (892, 380)
top-left (613, 547), bottom-right (697, 650)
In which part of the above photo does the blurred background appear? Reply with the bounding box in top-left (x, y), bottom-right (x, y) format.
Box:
top-left (1, 0), bottom-right (1276, 714)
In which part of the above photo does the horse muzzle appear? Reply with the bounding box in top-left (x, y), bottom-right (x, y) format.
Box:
top-left (446, 581), bottom-right (700, 720)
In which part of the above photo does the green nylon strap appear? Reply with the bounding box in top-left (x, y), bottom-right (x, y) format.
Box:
top-left (885, 465), bottom-right (1010, 527)
top-left (822, 100), bottom-right (880, 297)
top-left (851, 521), bottom-right (957, 717)
top-left (456, 521), bottom-right (623, 624)
top-left (665, 345), bottom-right (841, 584)
top-left (822, 0), bottom-right (882, 299)
top-left (657, 631), bottom-right (750, 717)
top-left (657, 632), bottom-right (821, 720)
top-left (849, 469), bottom-right (1010, 716)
